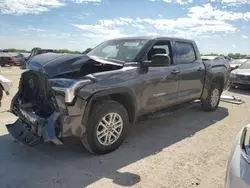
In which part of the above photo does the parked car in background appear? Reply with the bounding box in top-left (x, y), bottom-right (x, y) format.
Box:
top-left (0, 69), bottom-right (13, 106)
top-left (230, 60), bottom-right (250, 88)
top-left (6, 36), bottom-right (230, 155)
top-left (12, 53), bottom-right (26, 66)
top-left (21, 52), bottom-right (31, 62)
top-left (201, 55), bottom-right (227, 61)
top-left (0, 53), bottom-right (16, 67)
top-left (230, 59), bottom-right (248, 71)
top-left (27, 49), bottom-right (54, 60)
top-left (225, 124), bottom-right (250, 188)
top-left (0, 52), bottom-right (26, 67)
top-left (22, 49), bottom-right (55, 69)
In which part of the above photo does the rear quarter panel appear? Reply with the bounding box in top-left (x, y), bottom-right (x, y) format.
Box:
top-left (201, 59), bottom-right (230, 100)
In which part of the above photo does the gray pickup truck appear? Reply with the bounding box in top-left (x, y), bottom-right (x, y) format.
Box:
top-left (6, 36), bottom-right (230, 155)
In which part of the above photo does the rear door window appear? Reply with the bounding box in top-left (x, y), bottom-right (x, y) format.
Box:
top-left (175, 42), bottom-right (196, 64)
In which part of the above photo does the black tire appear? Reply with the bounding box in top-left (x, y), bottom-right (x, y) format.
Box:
top-left (201, 83), bottom-right (222, 111)
top-left (81, 100), bottom-right (129, 155)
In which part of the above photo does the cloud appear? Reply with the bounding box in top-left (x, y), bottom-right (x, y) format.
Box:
top-left (163, 0), bottom-right (193, 5)
top-left (136, 17), bottom-right (237, 35)
top-left (189, 4), bottom-right (250, 21)
top-left (242, 35), bottom-right (249, 39)
top-left (221, 0), bottom-right (250, 6)
top-left (19, 26), bottom-right (47, 33)
top-left (71, 0), bottom-right (101, 3)
top-left (99, 17), bottom-right (133, 27)
top-left (0, 0), bottom-right (102, 15)
top-left (72, 13), bottom-right (238, 42)
top-left (0, 0), bottom-right (66, 15)
top-left (132, 24), bottom-right (145, 30)
top-left (73, 23), bottom-right (129, 40)
top-left (159, 0), bottom-right (250, 6)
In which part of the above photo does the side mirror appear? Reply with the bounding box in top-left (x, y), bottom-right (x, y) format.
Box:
top-left (150, 54), bottom-right (171, 67)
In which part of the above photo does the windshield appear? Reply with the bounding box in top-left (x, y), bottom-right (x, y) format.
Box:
top-left (87, 39), bottom-right (149, 62)
top-left (231, 59), bottom-right (248, 64)
top-left (239, 60), bottom-right (250, 69)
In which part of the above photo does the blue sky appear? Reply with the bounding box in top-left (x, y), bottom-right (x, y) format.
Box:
top-left (0, 0), bottom-right (250, 54)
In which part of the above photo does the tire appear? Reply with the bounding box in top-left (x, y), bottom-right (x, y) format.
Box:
top-left (201, 83), bottom-right (222, 111)
top-left (81, 100), bottom-right (129, 155)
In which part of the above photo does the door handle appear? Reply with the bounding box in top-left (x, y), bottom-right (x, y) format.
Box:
top-left (198, 67), bottom-right (203, 71)
top-left (171, 70), bottom-right (180, 75)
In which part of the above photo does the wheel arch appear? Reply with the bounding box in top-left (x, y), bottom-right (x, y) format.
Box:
top-left (81, 87), bottom-right (138, 128)
top-left (201, 74), bottom-right (225, 101)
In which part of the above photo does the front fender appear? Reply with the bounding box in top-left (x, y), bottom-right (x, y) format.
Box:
top-left (80, 87), bottom-right (138, 128)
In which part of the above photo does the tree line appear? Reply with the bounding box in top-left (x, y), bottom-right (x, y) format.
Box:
top-left (1, 47), bottom-right (93, 54)
top-left (202, 53), bottom-right (250, 59)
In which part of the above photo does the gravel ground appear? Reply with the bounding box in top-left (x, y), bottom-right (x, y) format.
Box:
top-left (0, 67), bottom-right (249, 188)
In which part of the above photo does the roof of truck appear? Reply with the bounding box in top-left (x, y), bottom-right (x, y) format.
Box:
top-left (111, 36), bottom-right (194, 42)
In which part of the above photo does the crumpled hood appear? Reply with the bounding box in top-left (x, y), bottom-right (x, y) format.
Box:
top-left (26, 53), bottom-right (123, 78)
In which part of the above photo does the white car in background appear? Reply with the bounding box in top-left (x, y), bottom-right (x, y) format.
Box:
top-left (225, 125), bottom-right (250, 188)
top-left (0, 68), bottom-right (12, 106)
top-left (201, 55), bottom-right (227, 61)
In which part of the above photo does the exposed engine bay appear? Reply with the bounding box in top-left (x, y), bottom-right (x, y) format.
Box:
top-left (17, 71), bottom-right (56, 118)
top-left (55, 59), bottom-right (123, 79)
top-left (16, 58), bottom-right (123, 118)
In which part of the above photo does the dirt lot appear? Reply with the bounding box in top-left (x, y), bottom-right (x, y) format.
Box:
top-left (0, 67), bottom-right (249, 188)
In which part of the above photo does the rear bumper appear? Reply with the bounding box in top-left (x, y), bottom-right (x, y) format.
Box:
top-left (230, 78), bottom-right (250, 86)
top-left (6, 94), bottom-right (88, 146)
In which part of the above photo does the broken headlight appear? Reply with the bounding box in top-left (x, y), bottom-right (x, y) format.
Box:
top-left (230, 73), bottom-right (237, 78)
top-left (241, 126), bottom-right (250, 163)
top-left (49, 78), bottom-right (91, 103)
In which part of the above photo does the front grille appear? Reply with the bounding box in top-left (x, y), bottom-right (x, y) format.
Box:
top-left (239, 75), bottom-right (250, 81)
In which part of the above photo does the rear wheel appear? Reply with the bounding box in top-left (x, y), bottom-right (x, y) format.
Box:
top-left (201, 83), bottom-right (222, 111)
top-left (81, 100), bottom-right (129, 155)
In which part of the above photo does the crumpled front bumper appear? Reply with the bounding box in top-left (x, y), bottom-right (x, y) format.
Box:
top-left (6, 94), bottom-right (88, 146)
top-left (6, 110), bottom-right (63, 146)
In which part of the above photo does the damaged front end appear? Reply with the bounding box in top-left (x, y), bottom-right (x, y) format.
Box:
top-left (6, 70), bottom-right (90, 146)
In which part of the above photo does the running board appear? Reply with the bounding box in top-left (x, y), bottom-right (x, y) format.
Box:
top-left (220, 95), bottom-right (245, 105)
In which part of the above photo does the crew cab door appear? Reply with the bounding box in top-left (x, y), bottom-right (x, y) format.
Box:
top-left (140, 40), bottom-right (179, 114)
top-left (174, 41), bottom-right (205, 103)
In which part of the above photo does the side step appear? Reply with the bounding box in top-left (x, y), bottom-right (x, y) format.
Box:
top-left (140, 100), bottom-right (199, 121)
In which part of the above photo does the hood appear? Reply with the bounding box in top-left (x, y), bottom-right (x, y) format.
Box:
top-left (232, 69), bottom-right (250, 76)
top-left (26, 53), bottom-right (124, 78)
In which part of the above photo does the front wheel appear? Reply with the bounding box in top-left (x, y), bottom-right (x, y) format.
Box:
top-left (201, 83), bottom-right (222, 111)
top-left (81, 100), bottom-right (129, 155)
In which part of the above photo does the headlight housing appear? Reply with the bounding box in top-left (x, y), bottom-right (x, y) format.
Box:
top-left (49, 78), bottom-right (91, 103)
top-left (230, 73), bottom-right (237, 78)
top-left (241, 126), bottom-right (250, 163)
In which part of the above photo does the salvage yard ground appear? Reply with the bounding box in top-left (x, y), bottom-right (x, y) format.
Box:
top-left (0, 67), bottom-right (249, 188)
